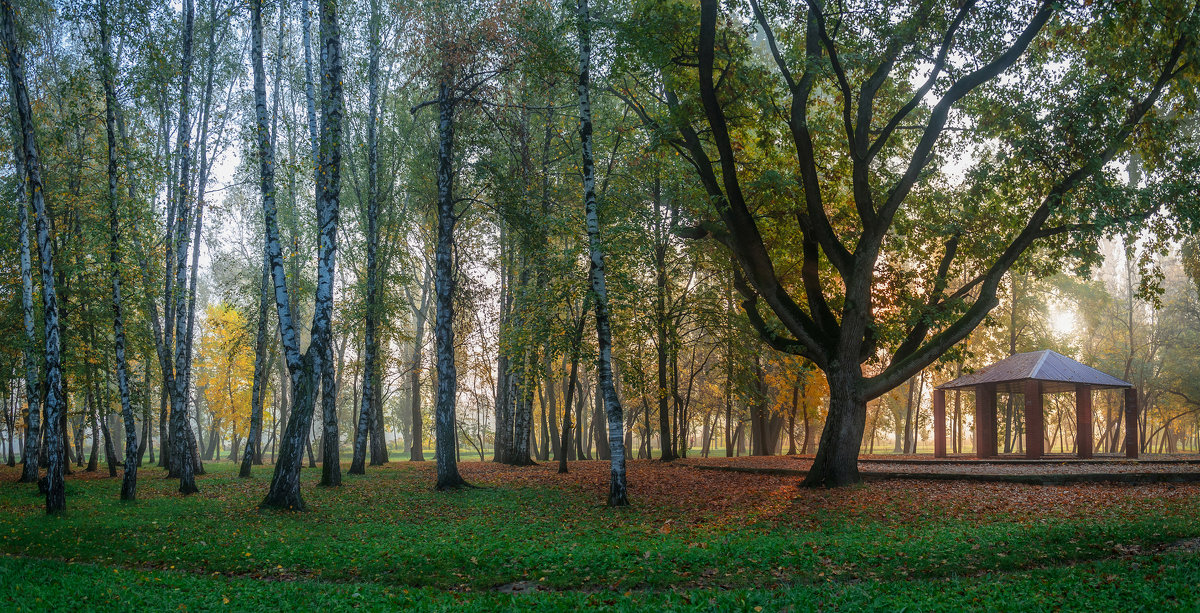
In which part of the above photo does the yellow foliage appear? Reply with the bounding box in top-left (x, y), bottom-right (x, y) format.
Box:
top-left (195, 303), bottom-right (262, 440)
top-left (764, 355), bottom-right (828, 421)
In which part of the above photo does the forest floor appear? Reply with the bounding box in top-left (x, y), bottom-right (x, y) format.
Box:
top-left (0, 458), bottom-right (1198, 611)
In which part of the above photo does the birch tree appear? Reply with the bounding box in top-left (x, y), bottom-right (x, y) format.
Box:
top-left (96, 0), bottom-right (140, 500)
top-left (350, 0), bottom-right (383, 476)
top-left (257, 0), bottom-right (344, 510)
top-left (2, 0), bottom-right (68, 513)
top-left (9, 73), bottom-right (39, 485)
top-left (577, 0), bottom-right (628, 506)
top-left (166, 0), bottom-right (199, 494)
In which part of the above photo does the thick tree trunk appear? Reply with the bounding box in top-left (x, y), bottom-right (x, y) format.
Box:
top-left (368, 375), bottom-right (387, 465)
top-left (578, 0), bottom-right (626, 506)
top-left (319, 334), bottom-right (340, 486)
top-left (432, 83), bottom-right (467, 490)
top-left (166, 0), bottom-right (199, 495)
top-left (803, 368), bottom-right (866, 487)
top-left (258, 0), bottom-right (342, 510)
top-left (509, 344), bottom-right (535, 466)
top-left (315, 0), bottom-right (345, 487)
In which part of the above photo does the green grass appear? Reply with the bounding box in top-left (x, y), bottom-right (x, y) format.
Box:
top-left (0, 460), bottom-right (1197, 611)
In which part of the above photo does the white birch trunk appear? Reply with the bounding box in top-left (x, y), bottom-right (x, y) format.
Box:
top-left (2, 0), bottom-right (67, 512)
top-left (577, 0), bottom-right (627, 506)
top-left (97, 0), bottom-right (139, 500)
top-left (9, 76), bottom-right (39, 485)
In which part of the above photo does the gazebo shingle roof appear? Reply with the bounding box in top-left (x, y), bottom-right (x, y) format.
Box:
top-left (936, 350), bottom-right (1132, 394)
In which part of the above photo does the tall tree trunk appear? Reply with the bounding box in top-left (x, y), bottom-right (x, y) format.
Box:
top-left (98, 0), bottom-right (139, 498)
top-left (3, 0), bottom-right (66, 511)
top-left (9, 69), bottom-right (39, 484)
top-left (654, 175), bottom-right (673, 461)
top-left (547, 354), bottom-right (560, 461)
top-left (241, 250), bottom-right (270, 477)
top-left (750, 356), bottom-right (768, 456)
top-left (538, 380), bottom-right (550, 461)
top-left (800, 388), bottom-right (811, 455)
top-left (492, 239), bottom-right (514, 465)
top-left (258, 0), bottom-right (342, 509)
top-left (315, 0), bottom-right (344, 488)
top-left (299, 0), bottom-right (320, 166)
top-left (139, 362), bottom-right (151, 466)
top-left (243, 1), bottom-right (284, 479)
top-left (87, 384), bottom-right (100, 473)
top-left (166, 0), bottom-right (199, 494)
top-left (408, 270), bottom-right (431, 461)
top-left (578, 0), bottom-right (627, 505)
top-left (350, 0), bottom-right (381, 475)
top-left (368, 369), bottom-right (387, 464)
top-left (432, 81), bottom-right (467, 490)
top-left (558, 302), bottom-right (588, 473)
top-left (787, 383), bottom-right (798, 455)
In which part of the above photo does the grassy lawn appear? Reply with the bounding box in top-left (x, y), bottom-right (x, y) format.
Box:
top-left (0, 459), bottom-right (1197, 611)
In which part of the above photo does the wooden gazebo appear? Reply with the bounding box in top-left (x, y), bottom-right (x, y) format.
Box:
top-left (933, 350), bottom-right (1137, 460)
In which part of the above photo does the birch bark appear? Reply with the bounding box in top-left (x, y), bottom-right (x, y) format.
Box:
top-left (577, 0), bottom-right (627, 506)
top-left (2, 0), bottom-right (66, 512)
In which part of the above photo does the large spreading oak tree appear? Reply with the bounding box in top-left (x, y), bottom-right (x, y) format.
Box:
top-left (633, 0), bottom-right (1200, 486)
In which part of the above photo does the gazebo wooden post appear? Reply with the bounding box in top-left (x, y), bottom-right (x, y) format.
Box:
top-left (1023, 380), bottom-right (1044, 459)
top-left (1075, 384), bottom-right (1092, 459)
top-left (1125, 388), bottom-right (1139, 459)
top-left (933, 389), bottom-right (946, 458)
top-left (975, 383), bottom-right (997, 458)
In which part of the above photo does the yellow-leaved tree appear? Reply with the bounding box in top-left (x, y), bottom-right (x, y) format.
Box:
top-left (196, 303), bottom-right (258, 461)
top-left (764, 356), bottom-right (828, 455)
